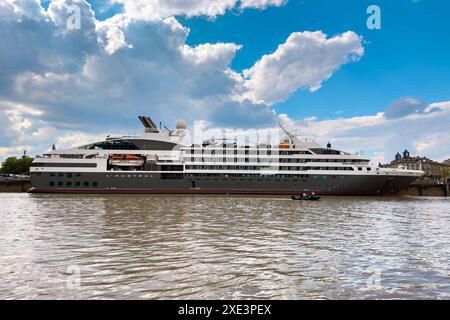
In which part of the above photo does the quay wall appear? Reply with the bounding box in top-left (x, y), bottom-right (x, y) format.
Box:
top-left (400, 184), bottom-right (449, 197)
top-left (0, 180), bottom-right (32, 193)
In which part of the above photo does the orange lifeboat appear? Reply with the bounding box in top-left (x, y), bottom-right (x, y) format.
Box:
top-left (109, 154), bottom-right (145, 166)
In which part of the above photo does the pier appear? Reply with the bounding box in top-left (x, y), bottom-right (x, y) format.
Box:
top-left (400, 182), bottom-right (450, 197)
top-left (0, 177), bottom-right (31, 193)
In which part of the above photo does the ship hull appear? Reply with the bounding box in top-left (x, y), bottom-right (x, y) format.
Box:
top-left (29, 172), bottom-right (418, 195)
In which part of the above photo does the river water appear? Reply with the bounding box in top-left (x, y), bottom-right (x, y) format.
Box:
top-left (1, 193), bottom-right (449, 299)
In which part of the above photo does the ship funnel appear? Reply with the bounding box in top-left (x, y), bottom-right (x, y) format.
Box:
top-left (145, 116), bottom-right (158, 130)
top-left (139, 116), bottom-right (160, 132)
top-left (138, 116), bottom-right (149, 128)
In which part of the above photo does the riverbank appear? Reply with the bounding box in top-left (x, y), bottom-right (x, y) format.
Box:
top-left (0, 177), bottom-right (31, 192)
top-left (400, 182), bottom-right (449, 197)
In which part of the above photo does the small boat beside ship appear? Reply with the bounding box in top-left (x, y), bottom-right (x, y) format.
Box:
top-left (291, 194), bottom-right (321, 201)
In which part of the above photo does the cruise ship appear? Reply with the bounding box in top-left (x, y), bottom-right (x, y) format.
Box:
top-left (29, 116), bottom-right (423, 195)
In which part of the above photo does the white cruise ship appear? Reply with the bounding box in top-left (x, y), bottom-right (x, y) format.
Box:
top-left (29, 116), bottom-right (423, 195)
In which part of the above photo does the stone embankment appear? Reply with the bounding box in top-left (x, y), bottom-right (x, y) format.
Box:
top-left (0, 177), bottom-right (31, 192)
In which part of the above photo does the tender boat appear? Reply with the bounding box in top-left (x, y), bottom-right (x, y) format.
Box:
top-left (291, 194), bottom-right (321, 201)
top-left (109, 154), bottom-right (145, 167)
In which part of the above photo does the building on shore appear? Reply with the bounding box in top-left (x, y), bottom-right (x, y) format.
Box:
top-left (383, 149), bottom-right (450, 183)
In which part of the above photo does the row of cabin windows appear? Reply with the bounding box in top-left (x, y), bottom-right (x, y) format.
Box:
top-left (187, 157), bottom-right (367, 164)
top-left (185, 165), bottom-right (355, 171)
top-left (106, 174), bottom-right (152, 178)
top-left (184, 173), bottom-right (310, 178)
top-left (187, 150), bottom-right (312, 155)
top-left (79, 140), bottom-right (140, 150)
top-left (49, 181), bottom-right (98, 187)
top-left (50, 172), bottom-right (82, 178)
top-left (184, 173), bottom-right (348, 181)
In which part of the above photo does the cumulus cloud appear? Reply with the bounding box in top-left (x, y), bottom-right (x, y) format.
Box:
top-left (241, 31), bottom-right (364, 104)
top-left (7, 0), bottom-right (445, 167)
top-left (384, 96), bottom-right (442, 119)
top-left (182, 99), bottom-right (450, 164)
top-left (0, 0), bottom-right (45, 20)
top-left (279, 101), bottom-right (450, 163)
top-left (0, 0), bottom-right (283, 158)
top-left (110, 0), bottom-right (287, 20)
top-left (0, 0), bottom-right (367, 161)
top-left (0, 1), bottom-right (264, 125)
top-left (240, 0), bottom-right (287, 10)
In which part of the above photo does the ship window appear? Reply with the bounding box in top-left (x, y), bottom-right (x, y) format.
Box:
top-left (58, 181), bottom-right (63, 186)
top-left (67, 173), bottom-right (73, 178)
top-left (49, 181), bottom-right (55, 187)
top-left (75, 182), bottom-right (81, 187)
top-left (66, 181), bottom-right (72, 187)
top-left (161, 173), bottom-right (183, 180)
top-left (58, 173), bottom-right (64, 177)
top-left (84, 182), bottom-right (90, 187)
top-left (50, 173), bottom-right (55, 177)
top-left (93, 182), bottom-right (98, 187)
top-left (82, 139), bottom-right (140, 150)
top-left (76, 173), bottom-right (81, 177)
top-left (358, 167), bottom-right (362, 171)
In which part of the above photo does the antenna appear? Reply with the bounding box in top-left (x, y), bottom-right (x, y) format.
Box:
top-left (278, 122), bottom-right (296, 144)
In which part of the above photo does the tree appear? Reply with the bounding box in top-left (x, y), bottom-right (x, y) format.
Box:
top-left (441, 167), bottom-right (450, 179)
top-left (0, 156), bottom-right (34, 175)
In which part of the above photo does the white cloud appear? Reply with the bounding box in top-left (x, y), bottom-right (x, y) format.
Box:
top-left (413, 132), bottom-right (450, 156)
top-left (0, 0), bottom-right (45, 20)
top-left (177, 100), bottom-right (450, 164)
top-left (241, 31), bottom-right (364, 104)
top-left (0, 146), bottom-right (29, 159)
top-left (0, 0), bottom-right (289, 159)
top-left (240, 0), bottom-right (287, 10)
top-left (279, 101), bottom-right (450, 163)
top-left (110, 0), bottom-right (287, 21)
top-left (384, 96), bottom-right (441, 119)
top-left (0, 0), bottom-right (374, 162)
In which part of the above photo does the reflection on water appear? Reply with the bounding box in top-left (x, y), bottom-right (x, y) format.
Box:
top-left (0, 193), bottom-right (449, 299)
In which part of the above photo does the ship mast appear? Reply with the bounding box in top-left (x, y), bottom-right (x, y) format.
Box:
top-left (278, 122), bottom-right (297, 145)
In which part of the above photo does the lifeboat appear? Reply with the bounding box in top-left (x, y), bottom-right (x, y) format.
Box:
top-left (109, 154), bottom-right (145, 167)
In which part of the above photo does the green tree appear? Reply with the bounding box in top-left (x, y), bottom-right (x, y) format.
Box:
top-left (0, 156), bottom-right (34, 175)
top-left (441, 167), bottom-right (450, 179)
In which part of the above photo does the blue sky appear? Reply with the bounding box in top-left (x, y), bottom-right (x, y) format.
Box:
top-left (85, 0), bottom-right (450, 119)
top-left (179, 0), bottom-right (450, 119)
top-left (1, 0), bottom-right (450, 163)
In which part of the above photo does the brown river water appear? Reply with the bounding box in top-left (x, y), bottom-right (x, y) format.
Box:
top-left (1, 193), bottom-right (449, 299)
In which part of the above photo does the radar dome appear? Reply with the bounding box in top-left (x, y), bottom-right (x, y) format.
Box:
top-left (176, 119), bottom-right (187, 130)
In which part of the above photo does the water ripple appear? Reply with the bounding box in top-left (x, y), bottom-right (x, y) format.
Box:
top-left (0, 194), bottom-right (449, 299)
